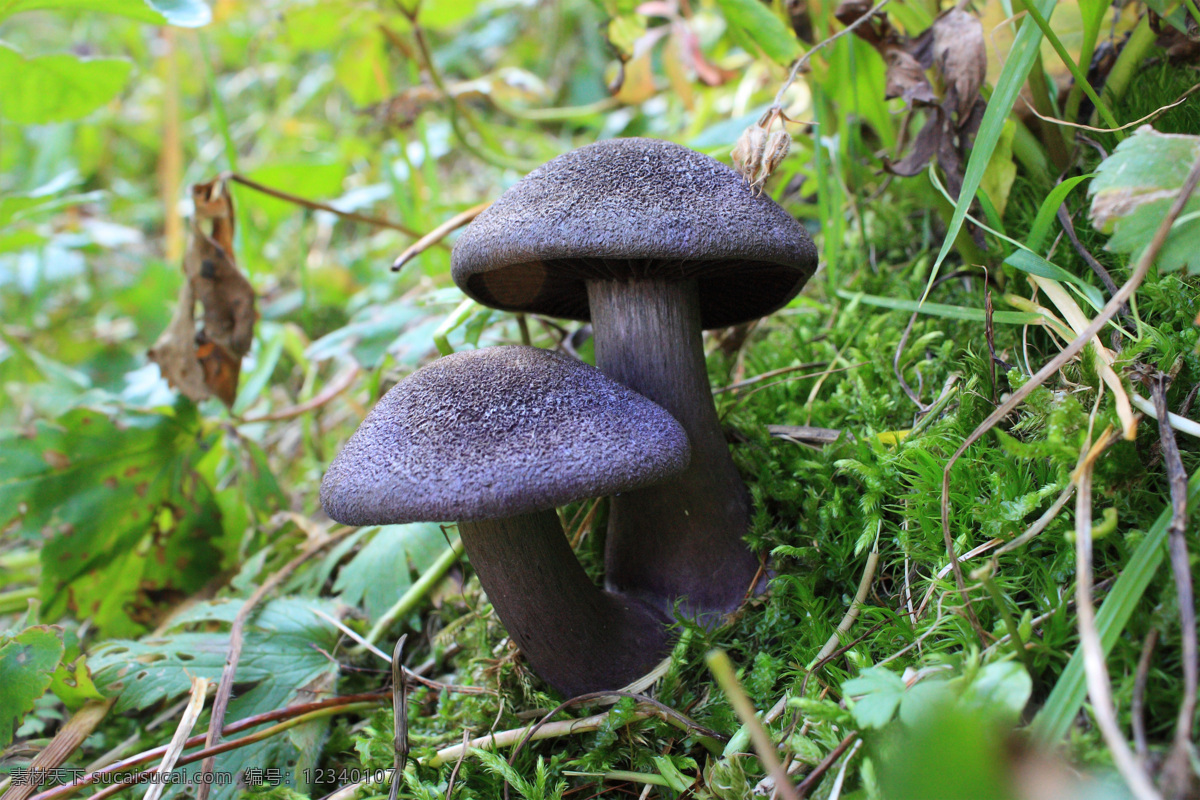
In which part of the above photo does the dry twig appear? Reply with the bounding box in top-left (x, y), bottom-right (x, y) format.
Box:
top-left (196, 526), bottom-right (355, 800)
top-left (1149, 372), bottom-right (1196, 799)
top-left (1074, 434), bottom-right (1161, 800)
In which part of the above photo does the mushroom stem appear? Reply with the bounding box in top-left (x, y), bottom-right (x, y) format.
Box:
top-left (587, 278), bottom-right (761, 620)
top-left (458, 510), bottom-right (673, 697)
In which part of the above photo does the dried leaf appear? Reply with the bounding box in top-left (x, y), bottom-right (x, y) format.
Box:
top-left (884, 46), bottom-right (937, 106)
top-left (148, 280), bottom-right (210, 402)
top-left (148, 178), bottom-right (257, 407)
top-left (930, 9), bottom-right (987, 123)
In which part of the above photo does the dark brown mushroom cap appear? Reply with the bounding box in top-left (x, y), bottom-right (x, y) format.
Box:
top-left (451, 137), bottom-right (818, 329)
top-left (320, 346), bottom-right (691, 525)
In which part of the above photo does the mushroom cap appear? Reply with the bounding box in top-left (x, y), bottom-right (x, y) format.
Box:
top-left (320, 346), bottom-right (691, 525)
top-left (452, 137), bottom-right (818, 329)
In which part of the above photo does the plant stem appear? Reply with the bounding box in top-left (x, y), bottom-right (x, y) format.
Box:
top-left (1097, 15), bottom-right (1156, 122)
top-left (0, 587), bottom-right (37, 615)
top-left (358, 537), bottom-right (465, 649)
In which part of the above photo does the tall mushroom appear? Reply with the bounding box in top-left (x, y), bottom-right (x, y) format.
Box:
top-left (320, 345), bottom-right (690, 697)
top-left (450, 138), bottom-right (818, 620)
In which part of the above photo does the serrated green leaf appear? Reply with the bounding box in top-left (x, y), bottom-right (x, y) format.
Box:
top-left (0, 405), bottom-right (227, 636)
top-left (962, 661), bottom-right (1031, 723)
top-left (1089, 126), bottom-right (1200, 274)
top-left (89, 598), bottom-right (342, 800)
top-left (334, 523), bottom-right (448, 621)
top-left (0, 626), bottom-right (65, 748)
top-left (713, 0), bottom-right (800, 65)
top-left (0, 46), bottom-right (132, 124)
top-left (843, 667), bottom-right (906, 729)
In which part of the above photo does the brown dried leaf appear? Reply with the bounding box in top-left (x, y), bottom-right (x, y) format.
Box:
top-left (148, 178), bottom-right (257, 408)
top-left (184, 219), bottom-right (256, 357)
top-left (884, 45), bottom-right (937, 106)
top-left (148, 280), bottom-right (211, 403)
top-left (930, 9), bottom-right (986, 123)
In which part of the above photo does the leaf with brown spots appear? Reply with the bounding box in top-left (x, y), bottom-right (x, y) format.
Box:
top-left (0, 404), bottom-right (229, 637)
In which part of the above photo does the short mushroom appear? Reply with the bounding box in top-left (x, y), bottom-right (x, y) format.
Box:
top-left (451, 137), bottom-right (818, 619)
top-left (320, 345), bottom-right (690, 697)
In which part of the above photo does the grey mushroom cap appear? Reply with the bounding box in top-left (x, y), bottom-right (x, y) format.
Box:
top-left (451, 137), bottom-right (818, 329)
top-left (320, 346), bottom-right (691, 525)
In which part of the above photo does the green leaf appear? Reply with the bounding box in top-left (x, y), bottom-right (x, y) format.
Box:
top-left (713, 0), bottom-right (800, 65)
top-left (90, 598), bottom-right (342, 800)
top-left (652, 756), bottom-right (694, 792)
top-left (961, 661), bottom-right (1032, 724)
top-left (1089, 126), bottom-right (1200, 274)
top-left (334, 523), bottom-right (448, 621)
top-left (1032, 468), bottom-right (1200, 743)
top-left (0, 405), bottom-right (227, 636)
top-left (1003, 249), bottom-right (1105, 312)
top-left (836, 290), bottom-right (1044, 324)
top-left (0, 626), bottom-right (65, 748)
top-left (926, 0), bottom-right (1055, 289)
top-left (0, 45), bottom-right (132, 124)
top-left (0, 0), bottom-right (210, 26)
top-left (1026, 174), bottom-right (1094, 254)
top-left (843, 667), bottom-right (906, 729)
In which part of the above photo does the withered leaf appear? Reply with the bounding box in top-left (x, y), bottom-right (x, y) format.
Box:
top-left (930, 9), bottom-right (987, 123)
top-left (148, 178), bottom-right (257, 407)
top-left (884, 47), bottom-right (937, 106)
top-left (148, 280), bottom-right (210, 402)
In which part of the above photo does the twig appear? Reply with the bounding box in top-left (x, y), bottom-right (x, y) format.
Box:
top-left (27, 694), bottom-right (390, 800)
top-left (1132, 629), bottom-right (1159, 763)
top-left (0, 701), bottom-right (114, 800)
top-left (387, 636), bottom-right (408, 800)
top-left (796, 733), bottom-right (857, 797)
top-left (144, 678), bottom-right (209, 800)
top-left (240, 364), bottom-right (360, 424)
top-left (939, 154), bottom-right (1200, 645)
top-left (809, 527), bottom-right (880, 667)
top-left (391, 202), bottom-right (490, 271)
top-left (497, 690), bottom-right (725, 798)
top-left (914, 537), bottom-right (1004, 619)
top-left (1130, 392), bottom-right (1200, 439)
top-left (994, 483), bottom-right (1075, 556)
top-left (444, 731), bottom-right (470, 800)
top-left (1018, 81), bottom-right (1200, 133)
top-left (429, 710), bottom-right (651, 769)
top-left (220, 173), bottom-right (426, 239)
top-left (707, 650), bottom-right (799, 800)
top-left (713, 362), bottom-right (828, 394)
top-left (1150, 372), bottom-right (1196, 800)
top-left (800, 621), bottom-right (889, 697)
top-left (893, 310), bottom-right (927, 410)
top-left (196, 527), bottom-right (354, 800)
top-left (826, 739), bottom-right (862, 800)
top-left (1073, 437), bottom-right (1161, 800)
top-left (86, 703), bottom-right (380, 800)
top-left (1055, 206), bottom-right (1120, 299)
top-left (771, 0), bottom-right (890, 108)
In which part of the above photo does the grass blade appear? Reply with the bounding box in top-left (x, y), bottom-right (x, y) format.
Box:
top-left (1031, 469), bottom-right (1200, 743)
top-left (925, 0), bottom-right (1058, 294)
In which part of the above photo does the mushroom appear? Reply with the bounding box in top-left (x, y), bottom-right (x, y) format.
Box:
top-left (450, 138), bottom-right (818, 620)
top-left (320, 345), bottom-right (690, 697)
